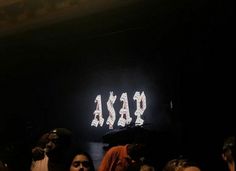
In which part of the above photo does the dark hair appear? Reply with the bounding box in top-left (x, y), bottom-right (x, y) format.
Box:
top-left (163, 158), bottom-right (200, 171)
top-left (35, 132), bottom-right (50, 148)
top-left (49, 128), bottom-right (72, 146)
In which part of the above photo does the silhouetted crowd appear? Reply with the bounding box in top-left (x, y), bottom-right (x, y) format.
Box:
top-left (0, 127), bottom-right (235, 171)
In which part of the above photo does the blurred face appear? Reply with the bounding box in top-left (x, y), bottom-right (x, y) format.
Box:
top-left (45, 132), bottom-right (59, 155)
top-left (128, 143), bottom-right (146, 161)
top-left (184, 166), bottom-right (201, 171)
top-left (70, 154), bottom-right (91, 171)
top-left (222, 149), bottom-right (234, 163)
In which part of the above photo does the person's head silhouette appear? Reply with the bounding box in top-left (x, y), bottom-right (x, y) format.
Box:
top-left (222, 136), bottom-right (235, 171)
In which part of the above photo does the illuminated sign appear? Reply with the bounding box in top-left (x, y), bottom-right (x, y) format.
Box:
top-left (91, 91), bottom-right (146, 129)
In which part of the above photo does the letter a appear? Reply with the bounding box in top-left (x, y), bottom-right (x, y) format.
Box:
top-left (118, 92), bottom-right (132, 127)
top-left (91, 95), bottom-right (104, 127)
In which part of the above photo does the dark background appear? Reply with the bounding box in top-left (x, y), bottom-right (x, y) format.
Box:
top-left (0, 0), bottom-right (233, 170)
